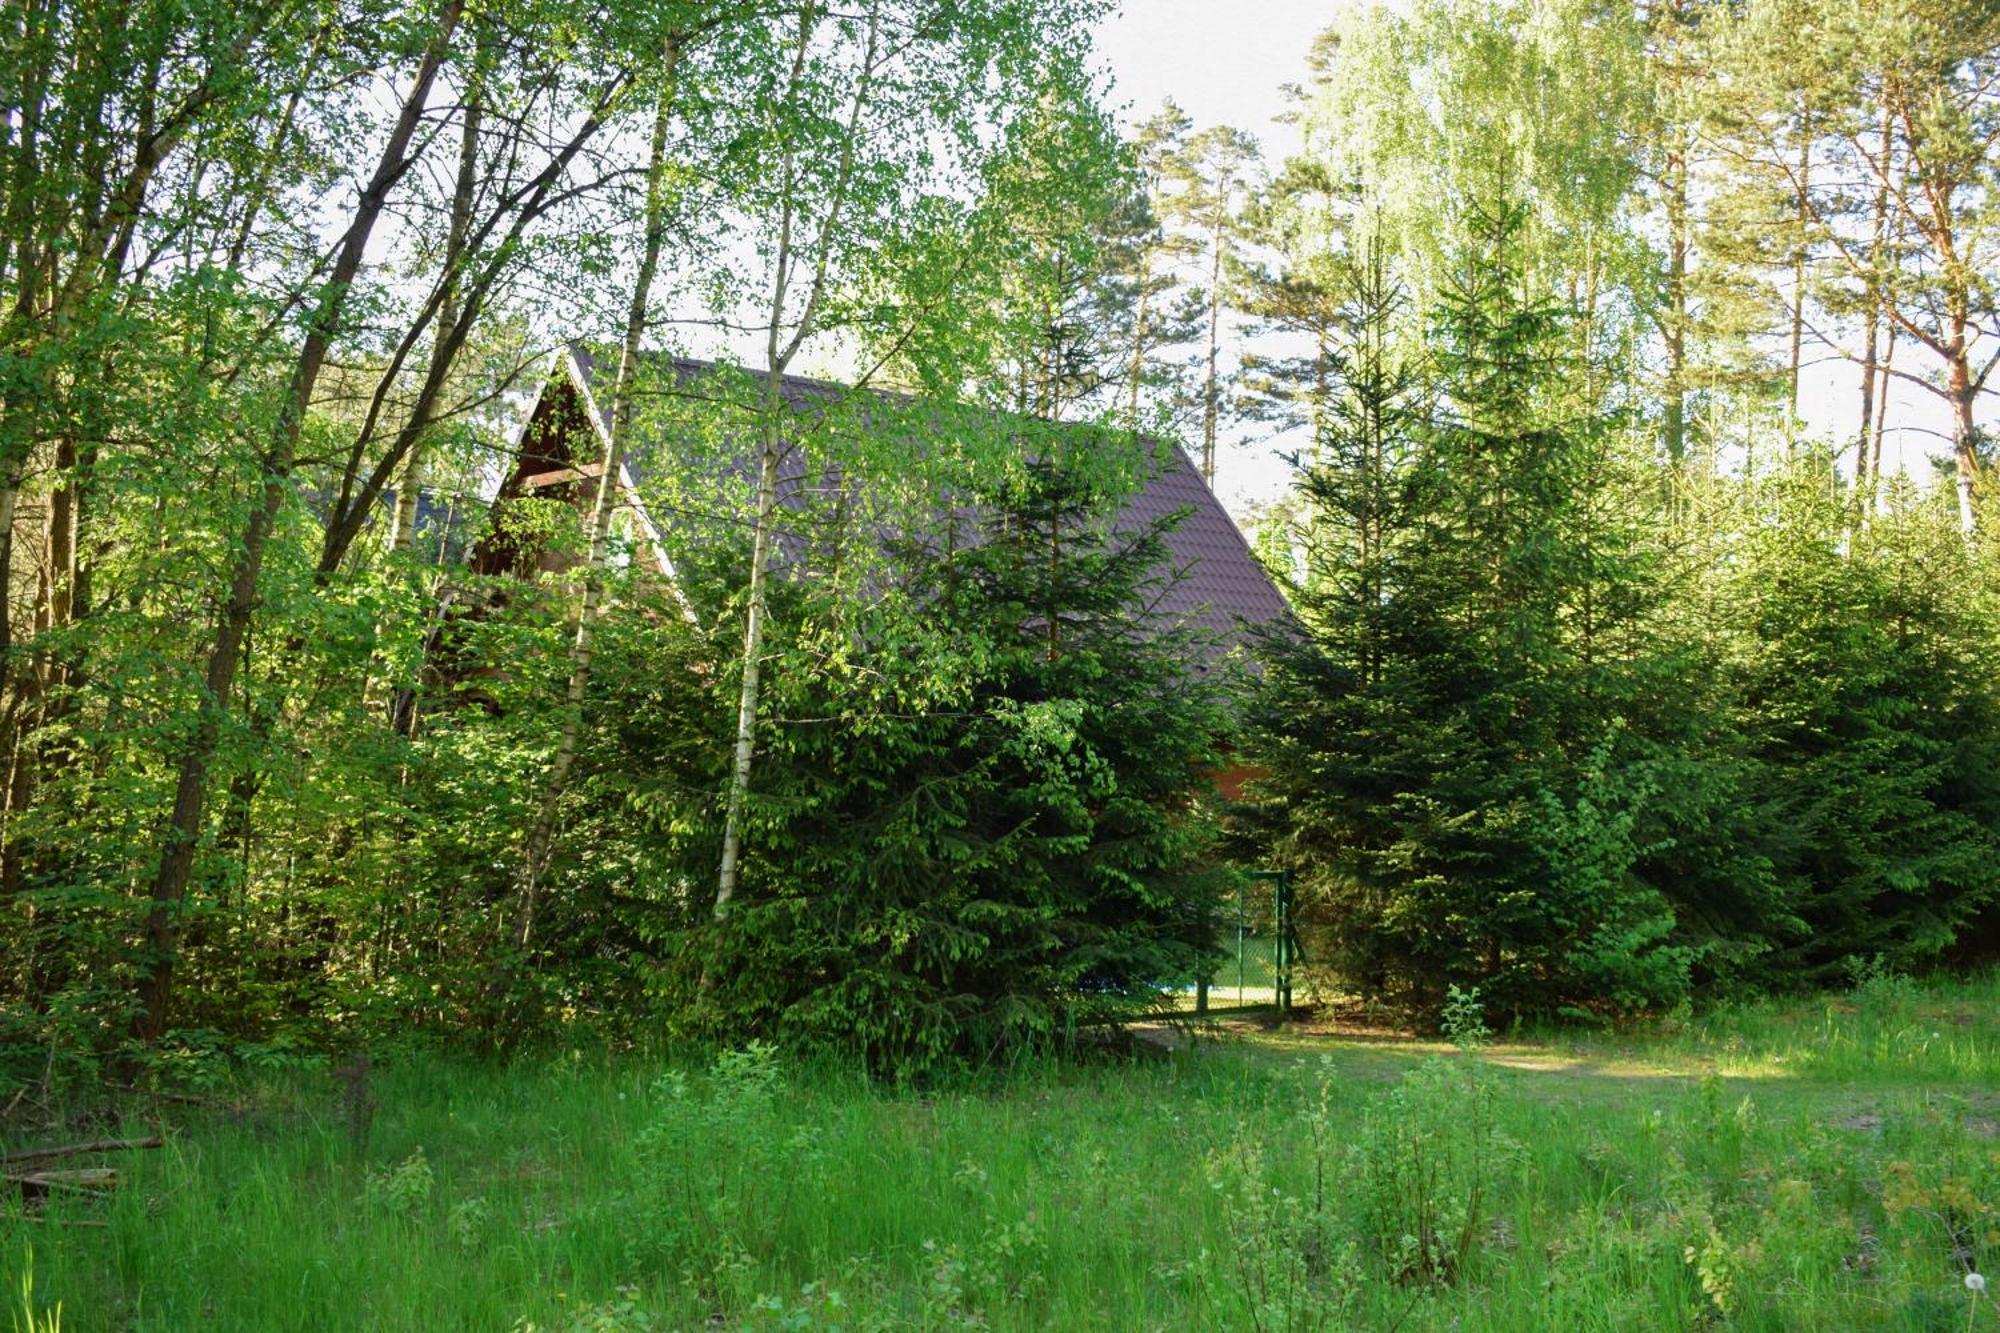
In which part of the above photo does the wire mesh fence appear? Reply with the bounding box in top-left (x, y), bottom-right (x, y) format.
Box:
top-left (1184, 872), bottom-right (1298, 1013)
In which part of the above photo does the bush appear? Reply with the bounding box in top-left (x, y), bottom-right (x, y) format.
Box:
top-left (651, 460), bottom-right (1234, 1075)
top-left (1350, 988), bottom-right (1515, 1284)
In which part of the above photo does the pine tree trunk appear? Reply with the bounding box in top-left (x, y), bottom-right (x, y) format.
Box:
top-left (1950, 329), bottom-right (1978, 537)
top-left (1787, 134), bottom-right (1811, 444)
top-left (1869, 326), bottom-right (1894, 507)
top-left (1202, 213), bottom-right (1222, 483)
top-left (1127, 240), bottom-right (1152, 427)
top-left (1663, 141), bottom-right (1688, 466)
top-left (1854, 102), bottom-right (1892, 519)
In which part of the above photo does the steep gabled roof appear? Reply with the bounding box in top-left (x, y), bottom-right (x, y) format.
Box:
top-left (548, 346), bottom-right (1291, 645)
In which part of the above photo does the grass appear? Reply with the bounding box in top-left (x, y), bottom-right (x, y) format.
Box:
top-left (4, 971), bottom-right (1998, 1331)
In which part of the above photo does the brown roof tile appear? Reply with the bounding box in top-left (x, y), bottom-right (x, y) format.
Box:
top-left (567, 347), bottom-right (1291, 649)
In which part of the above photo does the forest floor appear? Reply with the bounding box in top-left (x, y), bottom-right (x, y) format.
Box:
top-left (5, 972), bottom-right (1998, 1331)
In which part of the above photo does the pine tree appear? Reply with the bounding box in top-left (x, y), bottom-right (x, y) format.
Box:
top-left (1157, 124), bottom-right (1260, 482)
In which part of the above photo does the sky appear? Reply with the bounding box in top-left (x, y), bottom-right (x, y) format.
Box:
top-left (1092, 0), bottom-right (1322, 164)
top-left (1088, 0), bottom-right (1969, 522)
top-left (1092, 2), bottom-right (1326, 517)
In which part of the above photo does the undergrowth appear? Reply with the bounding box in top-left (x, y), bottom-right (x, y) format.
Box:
top-left (3, 972), bottom-right (1997, 1331)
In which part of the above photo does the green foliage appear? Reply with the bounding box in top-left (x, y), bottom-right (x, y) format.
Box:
top-left (8, 971), bottom-right (1996, 1330)
top-left (662, 458), bottom-right (1232, 1075)
top-left (364, 1148), bottom-right (437, 1217)
top-left (0, 0), bottom-right (1159, 1083)
top-left (4, 0), bottom-right (1999, 1105)
top-left (1293, 0), bottom-right (1647, 318)
top-left (624, 1043), bottom-right (803, 1287)
top-left (1352, 1053), bottom-right (1513, 1286)
top-left (1252, 210), bottom-right (1692, 1022)
top-left (10, 1253), bottom-right (59, 1333)
top-left (1251, 187), bottom-right (2000, 1021)
top-left (1204, 1098), bottom-right (1362, 1333)
top-left (1725, 466), bottom-right (2000, 985)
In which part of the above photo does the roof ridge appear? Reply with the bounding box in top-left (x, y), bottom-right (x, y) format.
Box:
top-left (550, 343), bottom-right (1292, 650)
top-left (570, 343), bottom-right (1186, 446)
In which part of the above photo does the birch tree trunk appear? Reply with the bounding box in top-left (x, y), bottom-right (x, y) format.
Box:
top-left (514, 43), bottom-right (679, 947)
top-left (715, 0), bottom-right (878, 920)
top-left (713, 403), bottom-right (785, 919)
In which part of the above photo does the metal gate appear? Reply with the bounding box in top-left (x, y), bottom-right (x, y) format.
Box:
top-left (1195, 870), bottom-right (1301, 1015)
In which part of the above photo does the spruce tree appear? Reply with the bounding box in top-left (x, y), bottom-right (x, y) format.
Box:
top-left (1728, 461), bottom-right (2000, 984)
top-left (1254, 209), bottom-right (1690, 1020)
top-left (674, 454), bottom-right (1232, 1074)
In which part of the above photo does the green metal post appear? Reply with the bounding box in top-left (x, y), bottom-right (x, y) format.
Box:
top-left (1277, 873), bottom-right (1293, 1014)
top-left (1235, 878), bottom-right (1246, 1007)
top-left (1274, 876), bottom-right (1286, 1014)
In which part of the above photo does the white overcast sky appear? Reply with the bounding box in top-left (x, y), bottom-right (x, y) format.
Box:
top-left (1092, 0), bottom-right (1321, 163)
top-left (1092, 1), bottom-right (1323, 517)
top-left (1089, 0), bottom-right (1966, 520)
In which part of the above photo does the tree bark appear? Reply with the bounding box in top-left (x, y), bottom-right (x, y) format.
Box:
top-left (389, 35), bottom-right (486, 559)
top-left (1786, 131), bottom-right (1811, 446)
top-left (1869, 325), bottom-right (1894, 507)
top-left (515, 42), bottom-right (679, 947)
top-left (315, 68), bottom-right (627, 580)
top-left (1663, 139), bottom-right (1689, 466)
top-left (1126, 239), bottom-right (1152, 426)
top-left (713, 414), bottom-right (783, 919)
top-left (1202, 210), bottom-right (1223, 483)
top-left (1950, 328), bottom-right (1978, 537)
top-left (131, 3), bottom-right (461, 1044)
top-left (714, 0), bottom-right (877, 920)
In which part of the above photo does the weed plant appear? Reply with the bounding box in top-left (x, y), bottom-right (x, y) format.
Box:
top-left (3, 972), bottom-right (1997, 1330)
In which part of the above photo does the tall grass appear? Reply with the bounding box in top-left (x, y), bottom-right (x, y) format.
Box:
top-left (5, 972), bottom-right (1997, 1330)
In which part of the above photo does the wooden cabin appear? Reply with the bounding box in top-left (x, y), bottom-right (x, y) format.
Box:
top-left (463, 346), bottom-right (1292, 793)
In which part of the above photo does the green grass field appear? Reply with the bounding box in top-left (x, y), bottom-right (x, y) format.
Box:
top-left (6, 972), bottom-right (1999, 1331)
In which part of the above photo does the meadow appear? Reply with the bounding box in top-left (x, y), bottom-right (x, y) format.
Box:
top-left (6, 972), bottom-right (1998, 1332)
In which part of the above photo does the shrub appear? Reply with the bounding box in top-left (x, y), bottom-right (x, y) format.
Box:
top-left (658, 461), bottom-right (1233, 1075)
top-left (1350, 989), bottom-right (1515, 1285)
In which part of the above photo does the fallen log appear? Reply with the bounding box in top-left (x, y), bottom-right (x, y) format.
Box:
top-left (9, 1168), bottom-right (118, 1190)
top-left (7, 1168), bottom-right (119, 1203)
top-left (1, 1136), bottom-right (162, 1166)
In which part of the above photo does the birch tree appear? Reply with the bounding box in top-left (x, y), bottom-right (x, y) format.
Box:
top-left (514, 30), bottom-right (686, 947)
top-left (133, 1), bottom-right (467, 1042)
top-left (710, 0), bottom-right (1104, 919)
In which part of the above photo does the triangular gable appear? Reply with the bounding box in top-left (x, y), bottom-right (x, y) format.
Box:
top-left (502, 345), bottom-right (1292, 649)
